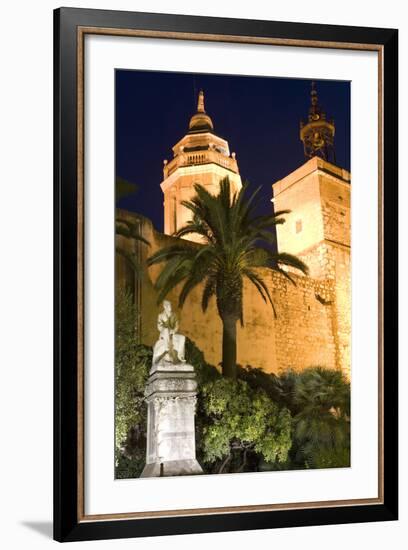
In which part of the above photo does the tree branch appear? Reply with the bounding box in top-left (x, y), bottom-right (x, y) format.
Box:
top-left (218, 453), bottom-right (232, 474)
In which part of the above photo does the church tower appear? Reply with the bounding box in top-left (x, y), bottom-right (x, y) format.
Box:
top-left (160, 90), bottom-right (242, 241)
top-left (272, 85), bottom-right (351, 377)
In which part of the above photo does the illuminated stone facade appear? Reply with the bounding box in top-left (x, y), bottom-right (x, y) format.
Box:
top-left (272, 157), bottom-right (351, 378)
top-left (116, 91), bottom-right (351, 378)
top-left (161, 91), bottom-right (242, 241)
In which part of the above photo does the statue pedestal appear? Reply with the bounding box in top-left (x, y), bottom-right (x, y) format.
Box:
top-left (140, 363), bottom-right (203, 477)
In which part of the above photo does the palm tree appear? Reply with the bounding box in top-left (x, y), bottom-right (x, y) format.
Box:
top-left (115, 176), bottom-right (149, 278)
top-left (116, 216), bottom-right (149, 278)
top-left (147, 177), bottom-right (308, 378)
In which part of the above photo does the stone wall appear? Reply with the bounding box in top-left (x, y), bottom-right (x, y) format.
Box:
top-left (320, 176), bottom-right (350, 247)
top-left (270, 271), bottom-right (337, 372)
top-left (116, 211), bottom-right (345, 375)
top-left (330, 245), bottom-right (351, 379)
top-left (297, 240), bottom-right (351, 377)
top-left (271, 158), bottom-right (351, 377)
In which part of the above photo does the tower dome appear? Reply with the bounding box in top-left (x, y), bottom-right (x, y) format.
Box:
top-left (188, 90), bottom-right (214, 133)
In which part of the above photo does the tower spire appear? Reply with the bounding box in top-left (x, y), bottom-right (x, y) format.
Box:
top-left (188, 89), bottom-right (214, 132)
top-left (197, 89), bottom-right (205, 113)
top-left (310, 80), bottom-right (318, 110)
top-left (300, 81), bottom-right (336, 163)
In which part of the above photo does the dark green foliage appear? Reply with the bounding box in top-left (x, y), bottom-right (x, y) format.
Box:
top-left (237, 365), bottom-right (283, 404)
top-left (115, 216), bottom-right (150, 280)
top-left (115, 308), bottom-right (350, 477)
top-left (115, 425), bottom-right (147, 479)
top-left (116, 454), bottom-right (145, 479)
top-left (147, 177), bottom-right (308, 378)
top-left (236, 364), bottom-right (350, 469)
top-left (239, 366), bottom-right (351, 469)
top-left (290, 367), bottom-right (350, 417)
top-left (115, 286), bottom-right (151, 478)
top-left (196, 377), bottom-right (292, 474)
top-left (116, 176), bottom-right (139, 202)
top-left (115, 178), bottom-right (149, 279)
top-left (288, 367), bottom-right (350, 468)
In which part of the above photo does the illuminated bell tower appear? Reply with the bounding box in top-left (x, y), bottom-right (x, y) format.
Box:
top-left (273, 81), bottom-right (349, 277)
top-left (160, 90), bottom-right (242, 241)
top-left (300, 82), bottom-right (336, 164)
top-left (272, 84), bottom-right (351, 378)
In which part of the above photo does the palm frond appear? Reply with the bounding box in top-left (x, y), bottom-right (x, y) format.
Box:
top-left (149, 176), bottom-right (308, 337)
top-left (115, 246), bottom-right (142, 279)
top-left (201, 276), bottom-right (217, 312)
top-left (178, 270), bottom-right (208, 308)
top-left (272, 266), bottom-right (298, 286)
top-left (116, 177), bottom-right (138, 201)
top-left (173, 221), bottom-right (212, 242)
top-left (154, 256), bottom-right (191, 290)
top-left (155, 267), bottom-right (190, 305)
top-left (275, 252), bottom-right (309, 275)
top-left (146, 243), bottom-right (196, 266)
top-left (115, 218), bottom-right (150, 246)
top-left (243, 269), bottom-right (277, 318)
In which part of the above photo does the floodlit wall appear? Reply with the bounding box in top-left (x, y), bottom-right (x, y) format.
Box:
top-left (116, 211), bottom-right (344, 375)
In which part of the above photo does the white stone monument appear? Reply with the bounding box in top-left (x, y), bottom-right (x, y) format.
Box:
top-left (141, 301), bottom-right (203, 477)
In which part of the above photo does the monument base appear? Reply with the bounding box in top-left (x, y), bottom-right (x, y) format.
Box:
top-left (141, 359), bottom-right (203, 478)
top-left (140, 459), bottom-right (203, 478)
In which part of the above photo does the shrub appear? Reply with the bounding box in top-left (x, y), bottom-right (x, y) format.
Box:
top-left (197, 377), bottom-right (292, 474)
top-left (237, 364), bottom-right (350, 469)
top-left (114, 314), bottom-right (350, 477)
top-left (115, 285), bottom-right (151, 477)
top-left (279, 367), bottom-right (350, 469)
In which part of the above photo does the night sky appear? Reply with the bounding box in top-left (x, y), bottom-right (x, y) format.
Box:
top-left (115, 70), bottom-right (350, 233)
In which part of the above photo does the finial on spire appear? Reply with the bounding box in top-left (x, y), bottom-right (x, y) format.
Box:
top-left (197, 89), bottom-right (205, 113)
top-left (188, 89), bottom-right (213, 132)
top-left (300, 81), bottom-right (336, 163)
top-left (310, 81), bottom-right (318, 107)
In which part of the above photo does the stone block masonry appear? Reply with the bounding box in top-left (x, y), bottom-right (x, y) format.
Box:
top-left (116, 210), bottom-right (348, 377)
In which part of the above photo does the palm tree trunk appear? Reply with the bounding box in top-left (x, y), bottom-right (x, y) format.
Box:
top-left (222, 315), bottom-right (237, 378)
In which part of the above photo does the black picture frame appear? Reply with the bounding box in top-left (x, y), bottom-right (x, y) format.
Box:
top-left (54, 7), bottom-right (398, 542)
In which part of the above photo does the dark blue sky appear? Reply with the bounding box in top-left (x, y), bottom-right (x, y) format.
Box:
top-left (115, 70), bottom-right (350, 233)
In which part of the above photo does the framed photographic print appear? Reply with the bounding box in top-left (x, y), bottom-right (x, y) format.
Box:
top-left (54, 7), bottom-right (398, 542)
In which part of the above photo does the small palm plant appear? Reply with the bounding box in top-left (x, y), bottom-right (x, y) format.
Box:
top-left (286, 367), bottom-right (350, 468)
top-left (147, 177), bottom-right (308, 378)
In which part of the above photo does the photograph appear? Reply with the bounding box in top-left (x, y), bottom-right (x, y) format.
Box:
top-left (114, 70), bottom-right (351, 479)
top-left (0, 1), bottom-right (402, 547)
top-left (51, 5), bottom-right (398, 543)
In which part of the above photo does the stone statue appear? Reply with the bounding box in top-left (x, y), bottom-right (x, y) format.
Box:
top-left (142, 301), bottom-right (203, 477)
top-left (152, 300), bottom-right (186, 366)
